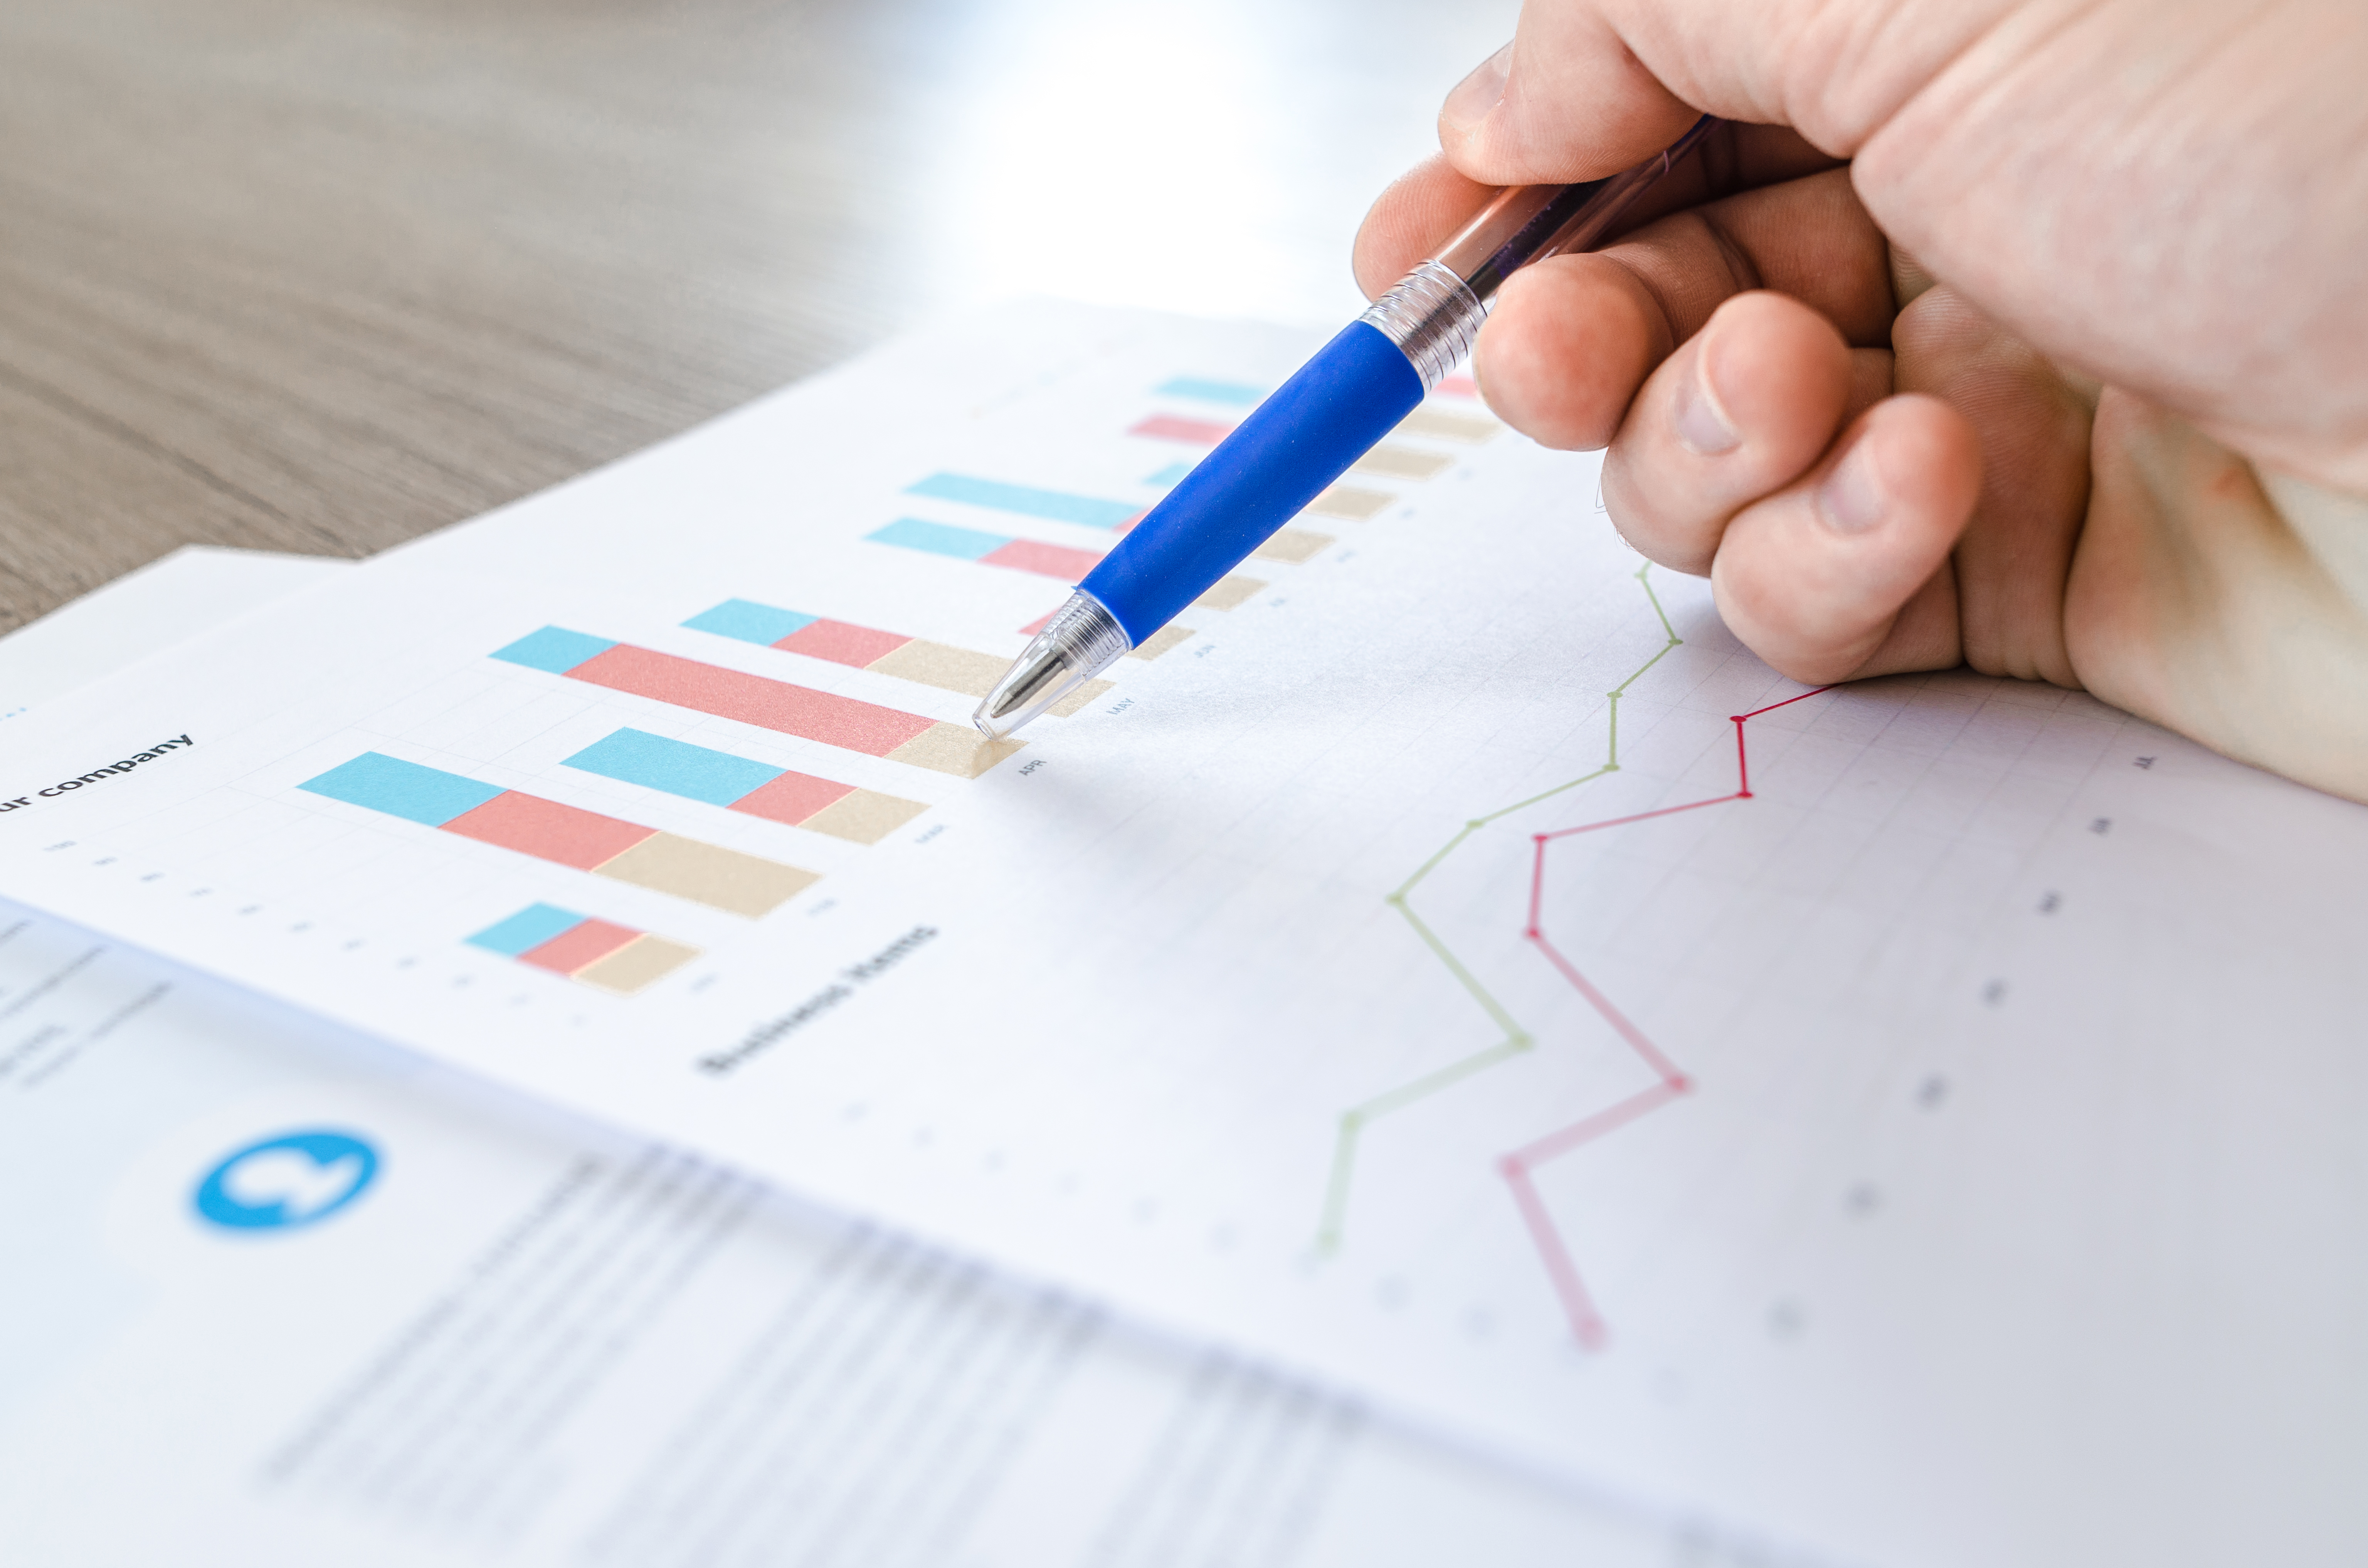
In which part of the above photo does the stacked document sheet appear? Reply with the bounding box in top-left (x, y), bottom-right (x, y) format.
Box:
top-left (3, 301), bottom-right (2362, 1568)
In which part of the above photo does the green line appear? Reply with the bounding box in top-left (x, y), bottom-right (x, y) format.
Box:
top-left (1396, 904), bottom-right (1526, 1041)
top-left (1389, 824), bottom-right (1476, 901)
top-left (1316, 1037), bottom-right (1531, 1251)
top-left (1314, 564), bottom-right (1683, 1253)
top-left (1639, 561), bottom-right (1678, 643)
top-left (1473, 763), bottom-right (1613, 826)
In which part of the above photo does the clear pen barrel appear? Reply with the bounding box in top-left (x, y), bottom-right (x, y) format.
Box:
top-left (972, 591), bottom-right (1131, 739)
top-left (1362, 116), bottom-right (1717, 388)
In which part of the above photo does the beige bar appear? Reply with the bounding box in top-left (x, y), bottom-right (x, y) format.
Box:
top-left (1047, 678), bottom-right (1115, 718)
top-left (800, 789), bottom-right (930, 844)
top-left (1191, 575), bottom-right (1264, 612)
top-left (867, 639), bottom-right (1007, 698)
top-left (1350, 444), bottom-right (1454, 481)
top-left (574, 934), bottom-right (701, 995)
top-left (1399, 407), bottom-right (1501, 442)
top-left (1252, 528), bottom-right (1335, 564)
top-left (887, 721), bottom-right (1026, 778)
top-left (594, 833), bottom-right (818, 917)
top-left (1309, 485), bottom-right (1393, 521)
top-left (1126, 625), bottom-right (1194, 660)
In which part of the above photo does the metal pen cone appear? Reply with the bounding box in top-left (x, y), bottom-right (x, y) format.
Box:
top-left (975, 648), bottom-right (1068, 736)
top-left (970, 590), bottom-right (1133, 740)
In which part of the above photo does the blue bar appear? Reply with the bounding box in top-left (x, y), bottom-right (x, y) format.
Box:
top-left (491, 626), bottom-right (618, 674)
top-left (1143, 461), bottom-right (1192, 489)
top-left (905, 473), bottom-right (1140, 531)
top-left (866, 518), bottom-right (1006, 561)
top-left (467, 902), bottom-right (586, 956)
top-left (564, 728), bottom-right (780, 807)
top-left (683, 599), bottom-right (817, 647)
top-left (1156, 376), bottom-right (1264, 407)
top-left (299, 753), bottom-right (506, 827)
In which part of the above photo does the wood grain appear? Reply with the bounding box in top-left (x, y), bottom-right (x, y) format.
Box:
top-left (0, 0), bottom-right (1510, 631)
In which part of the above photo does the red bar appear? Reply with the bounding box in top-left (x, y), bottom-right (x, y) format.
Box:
top-left (1130, 413), bottom-right (1233, 445)
top-left (567, 644), bottom-right (938, 757)
top-left (775, 619), bottom-right (912, 668)
top-left (1438, 374), bottom-right (1478, 398)
top-left (982, 539), bottom-right (1105, 580)
top-left (730, 771), bottom-right (854, 827)
top-left (443, 792), bottom-right (656, 870)
top-left (1017, 608), bottom-right (1060, 636)
top-left (520, 918), bottom-right (641, 975)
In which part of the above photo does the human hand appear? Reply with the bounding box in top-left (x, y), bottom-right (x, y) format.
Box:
top-left (1356, 0), bottom-right (2368, 800)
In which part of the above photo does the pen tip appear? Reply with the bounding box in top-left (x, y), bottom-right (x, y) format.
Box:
top-left (971, 591), bottom-right (1132, 741)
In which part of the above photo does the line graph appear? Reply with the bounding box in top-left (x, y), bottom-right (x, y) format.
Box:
top-left (1315, 563), bottom-right (1826, 1349)
top-left (1507, 685), bottom-right (1826, 1347)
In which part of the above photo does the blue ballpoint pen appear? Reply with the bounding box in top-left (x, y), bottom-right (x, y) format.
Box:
top-left (974, 116), bottom-right (1720, 739)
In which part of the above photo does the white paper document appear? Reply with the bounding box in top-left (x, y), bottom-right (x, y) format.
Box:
top-left (2, 894), bottom-right (1724, 1568)
top-left (3, 548), bottom-right (1727, 1568)
top-left (0, 546), bottom-right (352, 721)
top-left (2, 301), bottom-right (2361, 1568)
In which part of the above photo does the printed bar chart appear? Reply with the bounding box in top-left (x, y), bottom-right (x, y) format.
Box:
top-left (490, 627), bottom-right (1019, 779)
top-left (1247, 528), bottom-right (1337, 564)
top-left (1398, 407), bottom-right (1504, 443)
top-left (565, 728), bottom-right (928, 845)
top-left (1128, 413), bottom-right (1236, 447)
top-left (865, 521), bottom-right (1264, 612)
top-left (299, 753), bottom-right (817, 916)
top-left (1128, 414), bottom-right (1455, 481)
top-left (1303, 486), bottom-right (1394, 521)
top-left (868, 518), bottom-right (1104, 578)
top-left (466, 901), bottom-right (700, 994)
top-left (1154, 376), bottom-right (1263, 405)
top-left (683, 599), bottom-right (1112, 715)
top-left (904, 473), bottom-right (1142, 531)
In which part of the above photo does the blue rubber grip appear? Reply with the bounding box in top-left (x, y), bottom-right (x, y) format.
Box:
top-left (1082, 321), bottom-right (1424, 642)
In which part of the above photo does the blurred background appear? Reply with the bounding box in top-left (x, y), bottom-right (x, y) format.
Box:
top-left (0, 0), bottom-right (1519, 630)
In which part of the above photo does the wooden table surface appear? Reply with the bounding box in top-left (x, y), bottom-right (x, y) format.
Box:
top-left (0, 0), bottom-right (1514, 633)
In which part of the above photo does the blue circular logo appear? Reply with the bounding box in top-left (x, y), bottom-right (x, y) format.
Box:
top-left (193, 1130), bottom-right (381, 1232)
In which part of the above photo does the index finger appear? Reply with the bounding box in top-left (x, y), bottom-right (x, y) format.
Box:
top-left (1437, 0), bottom-right (2001, 183)
top-left (1354, 124), bottom-right (1841, 300)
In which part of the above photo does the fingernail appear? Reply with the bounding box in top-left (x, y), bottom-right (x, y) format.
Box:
top-left (1816, 438), bottom-right (1888, 534)
top-left (1443, 44), bottom-right (1511, 133)
top-left (1672, 349), bottom-right (1740, 455)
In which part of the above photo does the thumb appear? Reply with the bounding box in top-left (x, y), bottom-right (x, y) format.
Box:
top-left (1439, 25), bottom-right (1697, 185)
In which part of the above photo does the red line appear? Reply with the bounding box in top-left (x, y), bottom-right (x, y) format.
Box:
top-left (1500, 1158), bottom-right (1609, 1350)
top-left (1536, 791), bottom-right (1738, 842)
top-left (1733, 686), bottom-right (1831, 721)
top-left (1496, 686), bottom-right (1827, 1346)
top-left (1505, 1078), bottom-right (1687, 1169)
top-left (1525, 934), bottom-right (1691, 1089)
